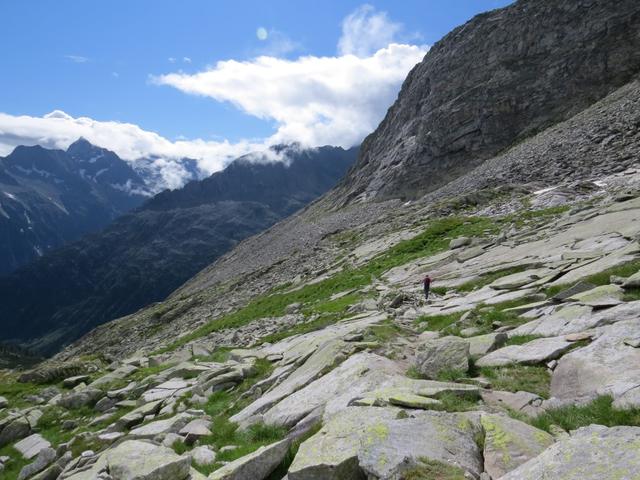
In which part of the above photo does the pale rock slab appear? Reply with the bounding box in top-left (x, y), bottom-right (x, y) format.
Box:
top-left (476, 337), bottom-right (572, 367)
top-left (480, 414), bottom-right (553, 478)
top-left (499, 425), bottom-right (640, 480)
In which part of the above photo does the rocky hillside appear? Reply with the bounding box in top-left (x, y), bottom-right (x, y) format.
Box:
top-left (0, 139), bottom-right (149, 273)
top-left (1, 0), bottom-right (640, 479)
top-left (0, 145), bottom-right (356, 355)
top-left (332, 0), bottom-right (640, 204)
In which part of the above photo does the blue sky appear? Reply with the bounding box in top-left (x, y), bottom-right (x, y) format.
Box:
top-left (0, 0), bottom-right (512, 186)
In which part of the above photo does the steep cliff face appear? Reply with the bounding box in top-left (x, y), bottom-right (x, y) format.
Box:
top-left (333, 0), bottom-right (640, 204)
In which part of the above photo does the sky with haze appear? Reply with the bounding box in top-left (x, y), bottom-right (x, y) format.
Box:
top-left (0, 0), bottom-right (512, 187)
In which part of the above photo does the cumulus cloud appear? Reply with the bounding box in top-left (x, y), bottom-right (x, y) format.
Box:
top-left (0, 110), bottom-right (263, 190)
top-left (154, 5), bottom-right (427, 148)
top-left (1, 5), bottom-right (427, 191)
top-left (338, 4), bottom-right (403, 57)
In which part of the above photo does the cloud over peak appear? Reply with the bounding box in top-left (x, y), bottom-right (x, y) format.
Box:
top-left (1, 5), bottom-right (427, 191)
top-left (155, 5), bottom-right (428, 149)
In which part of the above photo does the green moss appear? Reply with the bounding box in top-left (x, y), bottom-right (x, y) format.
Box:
top-left (531, 396), bottom-right (640, 433)
top-left (480, 365), bottom-right (551, 399)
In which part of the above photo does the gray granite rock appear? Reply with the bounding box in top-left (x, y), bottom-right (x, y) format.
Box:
top-left (414, 336), bottom-right (469, 379)
top-left (500, 425), bottom-right (640, 479)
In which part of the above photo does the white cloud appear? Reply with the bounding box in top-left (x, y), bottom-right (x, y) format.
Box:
top-left (3, 5), bottom-right (427, 191)
top-left (0, 111), bottom-right (263, 190)
top-left (65, 55), bottom-right (89, 63)
top-left (154, 5), bottom-right (427, 148)
top-left (183, 57), bottom-right (192, 63)
top-left (338, 4), bottom-right (403, 57)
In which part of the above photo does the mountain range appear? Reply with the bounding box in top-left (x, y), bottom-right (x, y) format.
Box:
top-left (0, 144), bottom-right (357, 354)
top-left (0, 139), bottom-right (150, 273)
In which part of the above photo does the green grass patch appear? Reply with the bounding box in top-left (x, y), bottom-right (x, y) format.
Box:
top-left (363, 320), bottom-right (405, 344)
top-left (430, 286), bottom-right (448, 296)
top-left (0, 372), bottom-right (48, 409)
top-left (127, 363), bottom-right (174, 382)
top-left (415, 312), bottom-right (465, 332)
top-left (402, 457), bottom-right (466, 479)
top-left (0, 445), bottom-right (30, 480)
top-left (431, 391), bottom-right (479, 413)
top-left (531, 396), bottom-right (640, 433)
top-left (435, 368), bottom-right (468, 383)
top-left (504, 335), bottom-right (543, 346)
top-left (507, 205), bottom-right (570, 228)
top-left (175, 358), bottom-right (283, 475)
top-left (157, 216), bottom-right (503, 353)
top-left (480, 365), bottom-right (551, 399)
top-left (623, 288), bottom-right (640, 302)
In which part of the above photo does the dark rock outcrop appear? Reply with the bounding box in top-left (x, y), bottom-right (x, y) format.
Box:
top-left (333, 0), bottom-right (640, 204)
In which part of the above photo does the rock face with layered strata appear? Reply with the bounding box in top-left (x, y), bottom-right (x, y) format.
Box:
top-left (332, 0), bottom-right (640, 204)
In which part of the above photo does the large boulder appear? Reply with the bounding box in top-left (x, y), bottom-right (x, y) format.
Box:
top-left (414, 336), bottom-right (469, 379)
top-left (550, 319), bottom-right (640, 407)
top-left (467, 333), bottom-right (508, 358)
top-left (17, 447), bottom-right (56, 480)
top-left (476, 337), bottom-right (572, 367)
top-left (208, 439), bottom-right (290, 480)
top-left (500, 425), bottom-right (640, 479)
top-left (480, 414), bottom-right (553, 478)
top-left (288, 407), bottom-right (483, 480)
top-left (58, 388), bottom-right (103, 410)
top-left (0, 415), bottom-right (31, 448)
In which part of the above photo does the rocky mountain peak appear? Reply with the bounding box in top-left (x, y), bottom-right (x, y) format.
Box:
top-left (332, 0), bottom-right (640, 205)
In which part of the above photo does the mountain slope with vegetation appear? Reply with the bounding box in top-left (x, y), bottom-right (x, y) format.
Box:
top-left (0, 145), bottom-right (356, 355)
top-left (1, 1), bottom-right (640, 479)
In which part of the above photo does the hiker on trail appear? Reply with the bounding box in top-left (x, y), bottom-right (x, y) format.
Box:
top-left (423, 275), bottom-right (432, 301)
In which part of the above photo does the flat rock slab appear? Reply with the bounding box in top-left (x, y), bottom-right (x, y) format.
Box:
top-left (14, 433), bottom-right (51, 460)
top-left (568, 284), bottom-right (624, 307)
top-left (551, 319), bottom-right (640, 408)
top-left (388, 393), bottom-right (442, 409)
top-left (489, 268), bottom-right (551, 290)
top-left (510, 301), bottom-right (640, 338)
top-left (476, 337), bottom-right (572, 367)
top-left (231, 338), bottom-right (350, 426)
top-left (480, 414), bottom-right (553, 478)
top-left (208, 439), bottom-right (290, 480)
top-left (500, 425), bottom-right (640, 480)
top-left (106, 440), bottom-right (191, 480)
top-left (129, 413), bottom-right (194, 439)
top-left (288, 407), bottom-right (483, 480)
